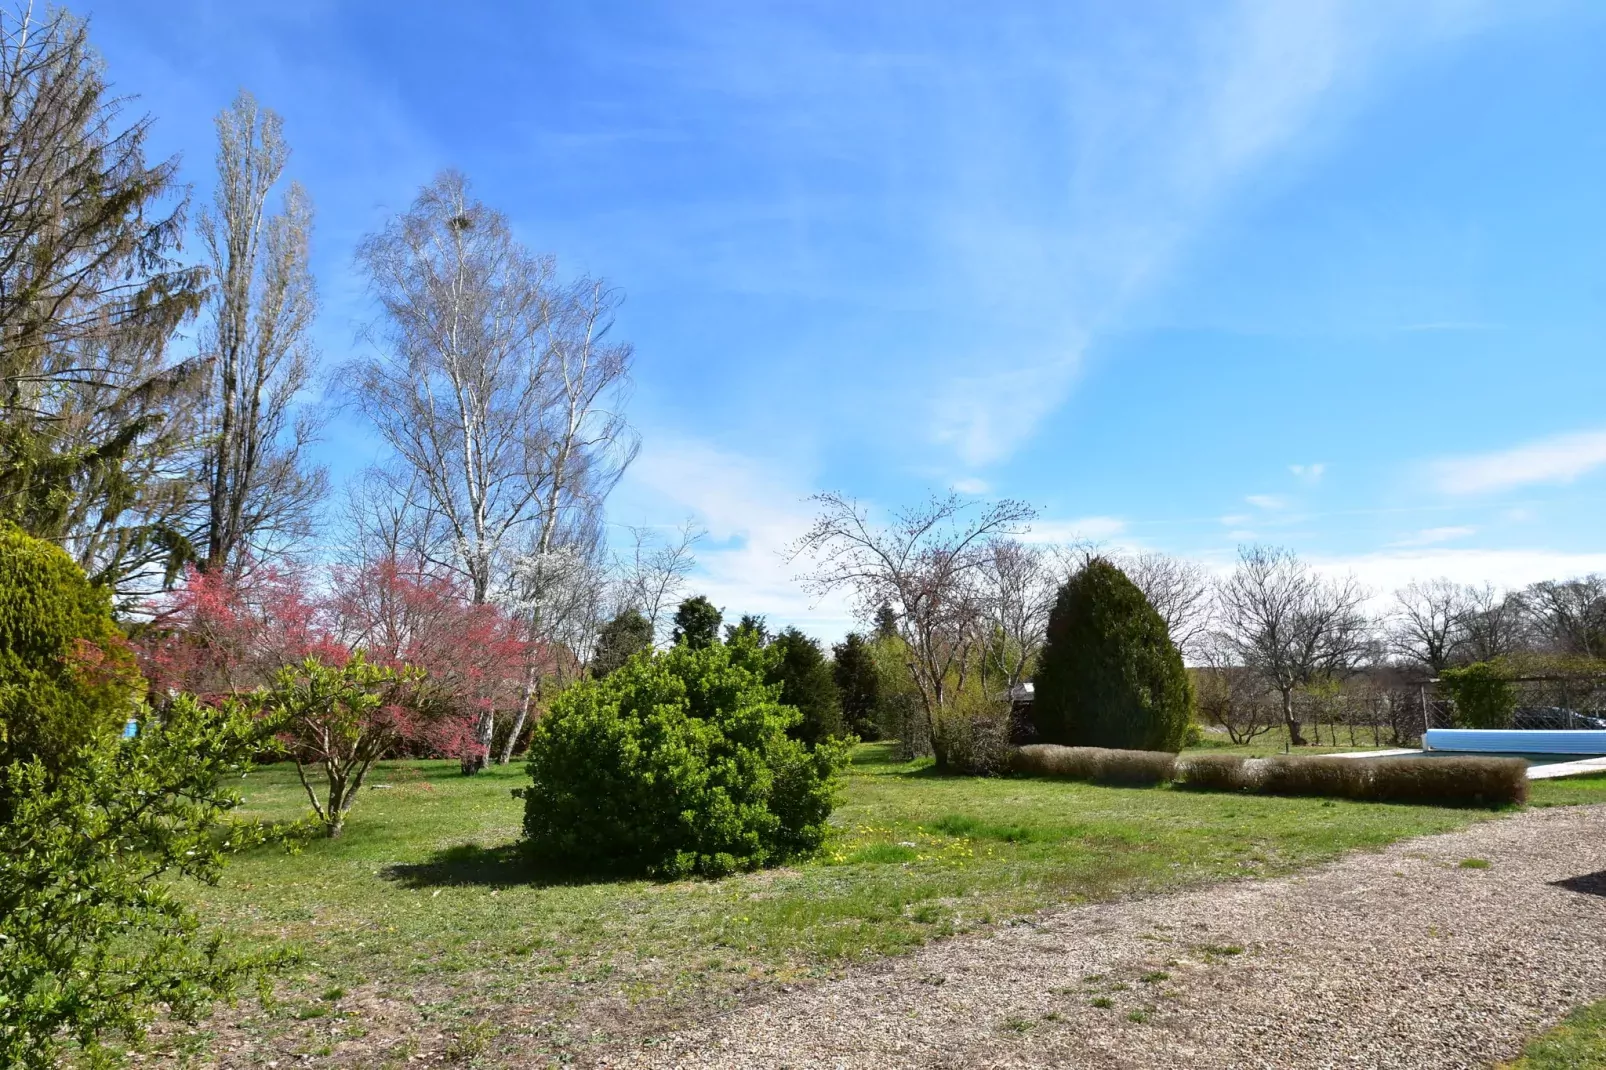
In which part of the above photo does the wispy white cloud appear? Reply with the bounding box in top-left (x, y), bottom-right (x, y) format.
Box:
top-left (925, 0), bottom-right (1522, 468)
top-left (1245, 493), bottom-right (1290, 511)
top-left (1430, 428), bottom-right (1606, 495)
top-left (951, 476), bottom-right (991, 495)
top-left (1289, 462), bottom-right (1326, 483)
top-left (1310, 547), bottom-right (1606, 604)
top-left (615, 435), bottom-right (856, 638)
top-left (1388, 525), bottom-right (1477, 547)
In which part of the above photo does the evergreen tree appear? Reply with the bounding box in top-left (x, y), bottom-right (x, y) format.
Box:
top-left (671, 595), bottom-right (722, 650)
top-left (873, 602), bottom-right (898, 640)
top-left (768, 627), bottom-right (843, 745)
top-left (1032, 557), bottom-right (1193, 752)
top-left (724, 613), bottom-right (769, 646)
top-left (591, 608), bottom-right (653, 678)
top-left (0, 10), bottom-right (208, 599)
top-left (832, 632), bottom-right (881, 740)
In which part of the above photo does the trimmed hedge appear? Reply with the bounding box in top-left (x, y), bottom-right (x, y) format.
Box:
top-left (1173, 753), bottom-right (1248, 792)
top-left (1257, 756), bottom-right (1370, 799)
top-left (1013, 746), bottom-right (1529, 807)
top-left (1011, 744), bottom-right (1176, 786)
top-left (1362, 755), bottom-right (1528, 806)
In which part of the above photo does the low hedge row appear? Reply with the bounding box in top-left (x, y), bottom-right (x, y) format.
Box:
top-left (1012, 744), bottom-right (1176, 786)
top-left (1013, 745), bottom-right (1528, 807)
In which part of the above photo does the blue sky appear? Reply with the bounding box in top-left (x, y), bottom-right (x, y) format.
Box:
top-left (91, 0), bottom-right (1606, 636)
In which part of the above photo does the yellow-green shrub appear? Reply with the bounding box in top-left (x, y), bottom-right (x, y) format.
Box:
top-left (0, 523), bottom-right (141, 781)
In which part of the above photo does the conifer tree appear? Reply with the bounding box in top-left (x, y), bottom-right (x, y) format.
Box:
top-left (1032, 557), bottom-right (1192, 751)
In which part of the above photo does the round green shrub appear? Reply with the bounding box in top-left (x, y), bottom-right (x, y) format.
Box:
top-left (0, 523), bottom-right (142, 777)
top-left (520, 640), bottom-right (850, 878)
top-left (1438, 662), bottom-right (1516, 729)
top-left (1030, 557), bottom-right (1193, 752)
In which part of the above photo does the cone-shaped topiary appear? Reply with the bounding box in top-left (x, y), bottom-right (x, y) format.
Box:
top-left (1031, 557), bottom-right (1192, 752)
top-left (0, 523), bottom-right (143, 780)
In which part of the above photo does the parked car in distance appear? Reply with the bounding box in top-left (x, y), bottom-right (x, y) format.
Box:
top-left (1511, 706), bottom-right (1606, 730)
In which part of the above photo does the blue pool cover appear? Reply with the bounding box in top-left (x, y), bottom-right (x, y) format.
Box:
top-left (1423, 728), bottom-right (1606, 755)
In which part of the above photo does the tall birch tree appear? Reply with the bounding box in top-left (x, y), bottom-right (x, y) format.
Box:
top-left (354, 170), bottom-right (636, 769)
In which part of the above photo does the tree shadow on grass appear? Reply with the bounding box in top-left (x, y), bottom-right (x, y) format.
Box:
top-left (382, 841), bottom-right (633, 890)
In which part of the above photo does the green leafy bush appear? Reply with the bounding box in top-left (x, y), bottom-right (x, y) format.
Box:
top-left (1031, 557), bottom-right (1193, 752)
top-left (1011, 743), bottom-right (1176, 785)
top-left (1439, 662), bottom-right (1517, 729)
top-left (931, 693), bottom-right (1013, 775)
top-left (0, 695), bottom-right (292, 1069)
top-left (520, 641), bottom-right (850, 878)
top-left (252, 654), bottom-right (421, 838)
top-left (0, 523), bottom-right (142, 784)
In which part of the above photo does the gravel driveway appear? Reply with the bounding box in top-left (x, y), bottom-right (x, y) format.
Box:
top-left (604, 805), bottom-right (1606, 1070)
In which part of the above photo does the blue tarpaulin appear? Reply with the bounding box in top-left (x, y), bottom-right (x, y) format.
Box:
top-left (1423, 728), bottom-right (1606, 755)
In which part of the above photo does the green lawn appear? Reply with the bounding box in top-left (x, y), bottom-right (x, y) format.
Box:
top-left (154, 744), bottom-right (1606, 1068)
top-left (1504, 1000), bottom-right (1606, 1068)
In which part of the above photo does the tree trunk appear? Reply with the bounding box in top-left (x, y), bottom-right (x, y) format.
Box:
top-left (463, 708), bottom-right (495, 774)
top-left (499, 672), bottom-right (536, 765)
top-left (1282, 689), bottom-right (1306, 746)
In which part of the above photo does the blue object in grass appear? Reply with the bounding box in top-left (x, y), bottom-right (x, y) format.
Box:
top-left (123, 717), bottom-right (138, 739)
top-left (1423, 728), bottom-right (1606, 755)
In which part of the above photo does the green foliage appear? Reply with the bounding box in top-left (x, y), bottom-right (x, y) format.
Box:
top-left (0, 523), bottom-right (142, 790)
top-left (253, 653), bottom-right (418, 838)
top-left (868, 631), bottom-right (925, 752)
top-left (724, 613), bottom-right (769, 646)
top-left (0, 694), bottom-right (293, 1069)
top-left (671, 594), bottom-right (722, 650)
top-left (767, 626), bottom-right (844, 746)
top-left (591, 609), bottom-right (653, 678)
top-left (0, 11), bottom-right (208, 597)
top-left (1032, 558), bottom-right (1193, 752)
top-left (832, 632), bottom-right (882, 740)
top-left (520, 640), bottom-right (850, 878)
top-left (1439, 662), bottom-right (1518, 729)
top-left (931, 691), bottom-right (1014, 775)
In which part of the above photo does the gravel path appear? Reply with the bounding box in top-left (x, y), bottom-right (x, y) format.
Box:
top-left (605, 806), bottom-right (1606, 1070)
